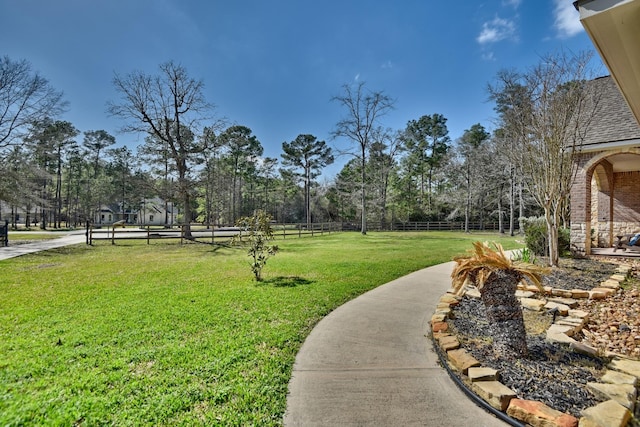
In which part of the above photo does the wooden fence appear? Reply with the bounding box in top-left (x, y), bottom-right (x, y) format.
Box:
top-left (0, 220), bottom-right (8, 247)
top-left (87, 220), bottom-right (513, 245)
top-left (87, 222), bottom-right (342, 245)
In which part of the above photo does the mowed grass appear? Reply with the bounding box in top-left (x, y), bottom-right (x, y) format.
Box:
top-left (0, 231), bottom-right (521, 426)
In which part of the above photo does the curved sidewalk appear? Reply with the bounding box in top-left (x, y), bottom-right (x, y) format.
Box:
top-left (0, 232), bottom-right (86, 261)
top-left (284, 261), bottom-right (507, 427)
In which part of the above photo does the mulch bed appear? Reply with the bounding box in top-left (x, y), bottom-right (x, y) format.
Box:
top-left (446, 256), bottom-right (639, 418)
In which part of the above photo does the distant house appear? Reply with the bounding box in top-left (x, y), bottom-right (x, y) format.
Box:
top-left (138, 198), bottom-right (178, 226)
top-left (94, 205), bottom-right (136, 225)
top-left (94, 198), bottom-right (178, 226)
top-left (570, 76), bottom-right (640, 255)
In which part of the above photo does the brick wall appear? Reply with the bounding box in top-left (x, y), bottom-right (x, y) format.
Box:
top-left (613, 171), bottom-right (640, 234)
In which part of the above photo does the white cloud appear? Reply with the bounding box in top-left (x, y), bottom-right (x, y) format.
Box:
top-left (553, 0), bottom-right (583, 38)
top-left (381, 60), bottom-right (393, 69)
top-left (354, 73), bottom-right (360, 81)
top-left (502, 0), bottom-right (521, 8)
top-left (477, 17), bottom-right (517, 45)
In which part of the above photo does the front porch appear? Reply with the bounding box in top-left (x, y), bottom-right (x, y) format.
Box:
top-left (591, 247), bottom-right (640, 258)
top-left (570, 77), bottom-right (640, 256)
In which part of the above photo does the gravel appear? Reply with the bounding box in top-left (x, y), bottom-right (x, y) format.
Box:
top-left (445, 256), bottom-right (640, 418)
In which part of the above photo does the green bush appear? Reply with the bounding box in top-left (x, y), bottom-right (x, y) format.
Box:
top-left (520, 217), bottom-right (570, 256)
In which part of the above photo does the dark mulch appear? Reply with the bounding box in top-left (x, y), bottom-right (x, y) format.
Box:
top-left (449, 297), bottom-right (605, 417)
top-left (540, 257), bottom-right (619, 291)
top-left (445, 257), bottom-right (623, 418)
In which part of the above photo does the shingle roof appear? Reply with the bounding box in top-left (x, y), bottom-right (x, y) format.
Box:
top-left (582, 75), bottom-right (640, 147)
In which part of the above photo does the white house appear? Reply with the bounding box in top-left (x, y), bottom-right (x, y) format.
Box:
top-left (93, 198), bottom-right (178, 226)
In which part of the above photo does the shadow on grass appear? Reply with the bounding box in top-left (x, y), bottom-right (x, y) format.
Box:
top-left (261, 276), bottom-right (314, 287)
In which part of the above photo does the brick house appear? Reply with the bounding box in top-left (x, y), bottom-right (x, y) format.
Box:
top-left (570, 76), bottom-right (640, 255)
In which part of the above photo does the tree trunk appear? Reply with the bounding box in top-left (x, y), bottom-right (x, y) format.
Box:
top-left (478, 269), bottom-right (528, 358)
top-left (544, 206), bottom-right (559, 267)
top-left (360, 146), bottom-right (367, 235)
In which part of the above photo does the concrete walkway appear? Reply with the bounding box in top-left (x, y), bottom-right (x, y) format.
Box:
top-left (284, 261), bottom-right (507, 427)
top-left (0, 231), bottom-right (86, 261)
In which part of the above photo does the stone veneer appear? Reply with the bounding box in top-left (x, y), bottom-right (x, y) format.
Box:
top-left (431, 264), bottom-right (636, 427)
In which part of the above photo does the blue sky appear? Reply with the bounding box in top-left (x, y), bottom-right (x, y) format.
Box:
top-left (1, 0), bottom-right (602, 177)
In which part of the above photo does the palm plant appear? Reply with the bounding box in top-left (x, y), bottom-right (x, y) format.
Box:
top-left (451, 242), bottom-right (549, 358)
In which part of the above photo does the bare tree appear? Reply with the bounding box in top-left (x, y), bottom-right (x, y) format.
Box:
top-left (331, 81), bottom-right (394, 234)
top-left (108, 61), bottom-right (216, 236)
top-left (489, 51), bottom-right (600, 266)
top-left (0, 56), bottom-right (66, 150)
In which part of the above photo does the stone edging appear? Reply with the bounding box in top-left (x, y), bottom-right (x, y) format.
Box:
top-left (430, 264), bottom-right (637, 427)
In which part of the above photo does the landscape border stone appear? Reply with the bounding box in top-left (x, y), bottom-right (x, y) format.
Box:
top-left (430, 263), bottom-right (636, 427)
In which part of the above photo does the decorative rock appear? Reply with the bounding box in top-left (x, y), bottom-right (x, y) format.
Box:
top-left (547, 324), bottom-right (574, 335)
top-left (600, 279), bottom-right (620, 290)
top-left (465, 288), bottom-right (481, 299)
top-left (580, 400), bottom-right (631, 427)
top-left (520, 297), bottom-right (546, 311)
top-left (616, 266), bottom-right (631, 273)
top-left (601, 370), bottom-right (638, 387)
top-left (435, 307), bottom-right (451, 316)
top-left (432, 321), bottom-right (448, 333)
top-left (590, 287), bottom-right (615, 298)
top-left (586, 382), bottom-right (636, 410)
top-left (556, 317), bottom-right (584, 327)
top-left (471, 381), bottom-right (516, 411)
top-left (569, 341), bottom-right (599, 358)
top-left (568, 309), bottom-right (589, 320)
top-left (446, 348), bottom-right (480, 374)
top-left (437, 335), bottom-right (460, 351)
top-left (545, 301), bottom-right (570, 316)
top-left (468, 367), bottom-right (498, 382)
top-left (439, 294), bottom-right (460, 306)
top-left (570, 289), bottom-right (590, 299)
top-left (548, 297), bottom-right (578, 308)
top-left (610, 274), bottom-right (626, 282)
top-left (523, 284), bottom-right (542, 293)
top-left (547, 329), bottom-right (578, 345)
top-left (608, 358), bottom-right (640, 378)
top-left (516, 290), bottom-right (534, 298)
top-left (507, 398), bottom-right (578, 427)
top-left (431, 313), bottom-right (446, 323)
top-left (589, 290), bottom-right (607, 300)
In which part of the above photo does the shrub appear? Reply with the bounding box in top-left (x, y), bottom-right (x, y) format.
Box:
top-left (233, 210), bottom-right (279, 281)
top-left (520, 217), bottom-right (570, 257)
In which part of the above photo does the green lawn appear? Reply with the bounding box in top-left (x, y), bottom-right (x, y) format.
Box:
top-left (0, 231), bottom-right (521, 426)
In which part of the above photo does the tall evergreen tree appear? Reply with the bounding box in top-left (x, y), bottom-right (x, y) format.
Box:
top-left (281, 134), bottom-right (334, 226)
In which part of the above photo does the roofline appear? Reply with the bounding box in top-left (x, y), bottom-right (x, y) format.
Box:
top-left (579, 138), bottom-right (640, 153)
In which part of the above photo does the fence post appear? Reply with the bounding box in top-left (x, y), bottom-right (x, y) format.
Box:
top-left (147, 225), bottom-right (150, 245)
top-left (1, 220), bottom-right (8, 247)
top-left (111, 225), bottom-right (115, 245)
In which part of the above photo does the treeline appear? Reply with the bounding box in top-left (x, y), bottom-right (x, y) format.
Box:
top-left (3, 53), bottom-right (593, 236)
top-left (0, 114), bottom-right (537, 233)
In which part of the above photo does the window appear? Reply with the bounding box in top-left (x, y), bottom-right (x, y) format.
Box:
top-left (149, 215), bottom-right (154, 222)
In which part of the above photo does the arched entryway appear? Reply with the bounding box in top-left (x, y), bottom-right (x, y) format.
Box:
top-left (571, 148), bottom-right (640, 255)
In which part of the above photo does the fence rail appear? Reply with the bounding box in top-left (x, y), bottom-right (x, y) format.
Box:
top-left (87, 220), bottom-right (513, 245)
top-left (87, 222), bottom-right (342, 245)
